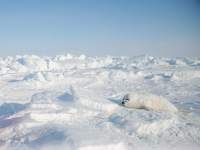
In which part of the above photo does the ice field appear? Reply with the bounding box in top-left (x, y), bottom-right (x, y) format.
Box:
top-left (0, 54), bottom-right (200, 150)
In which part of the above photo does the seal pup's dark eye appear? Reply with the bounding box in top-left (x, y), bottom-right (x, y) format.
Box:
top-left (126, 99), bottom-right (129, 100)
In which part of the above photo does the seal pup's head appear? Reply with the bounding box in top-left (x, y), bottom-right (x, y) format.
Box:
top-left (122, 93), bottom-right (130, 106)
top-left (122, 93), bottom-right (142, 108)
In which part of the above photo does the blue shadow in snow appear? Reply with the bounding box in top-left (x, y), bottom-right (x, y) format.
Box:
top-left (57, 93), bottom-right (74, 102)
top-left (9, 80), bottom-right (22, 82)
top-left (0, 103), bottom-right (24, 117)
top-left (106, 98), bottom-right (123, 106)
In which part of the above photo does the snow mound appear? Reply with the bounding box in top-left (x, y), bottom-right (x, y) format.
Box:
top-left (24, 72), bottom-right (47, 82)
top-left (79, 98), bottom-right (119, 112)
top-left (172, 70), bottom-right (200, 81)
top-left (79, 142), bottom-right (126, 150)
top-left (17, 55), bottom-right (47, 71)
top-left (23, 113), bottom-right (72, 122)
top-left (25, 103), bottom-right (59, 109)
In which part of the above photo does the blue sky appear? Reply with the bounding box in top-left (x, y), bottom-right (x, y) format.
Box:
top-left (0, 0), bottom-right (200, 58)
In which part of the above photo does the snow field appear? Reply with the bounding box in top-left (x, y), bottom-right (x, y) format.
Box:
top-left (0, 54), bottom-right (200, 150)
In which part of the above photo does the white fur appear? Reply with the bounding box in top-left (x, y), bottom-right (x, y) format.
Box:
top-left (122, 93), bottom-right (178, 112)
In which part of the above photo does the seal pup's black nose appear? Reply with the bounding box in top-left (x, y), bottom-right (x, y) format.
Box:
top-left (122, 102), bottom-right (124, 105)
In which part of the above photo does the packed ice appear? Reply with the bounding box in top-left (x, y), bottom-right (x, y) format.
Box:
top-left (0, 54), bottom-right (200, 150)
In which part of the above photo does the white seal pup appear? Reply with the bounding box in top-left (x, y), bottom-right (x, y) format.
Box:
top-left (122, 93), bottom-right (178, 112)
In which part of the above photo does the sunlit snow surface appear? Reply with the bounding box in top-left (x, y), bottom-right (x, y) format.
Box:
top-left (0, 54), bottom-right (200, 150)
